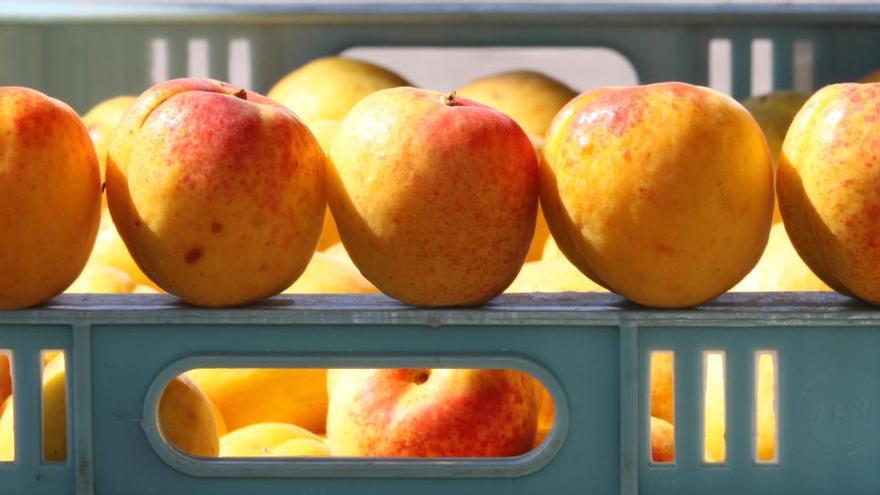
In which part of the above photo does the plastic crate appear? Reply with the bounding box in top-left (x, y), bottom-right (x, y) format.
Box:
top-left (2, 3), bottom-right (880, 495)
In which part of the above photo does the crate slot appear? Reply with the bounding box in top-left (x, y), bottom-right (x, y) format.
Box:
top-left (0, 349), bottom-right (13, 462)
top-left (139, 354), bottom-right (566, 477)
top-left (703, 351), bottom-right (726, 464)
top-left (342, 46), bottom-right (637, 91)
top-left (649, 351), bottom-right (675, 463)
top-left (187, 38), bottom-right (210, 79)
top-left (150, 38), bottom-right (169, 84)
top-left (751, 38), bottom-right (774, 95)
top-left (228, 38), bottom-right (252, 90)
top-left (40, 350), bottom-right (67, 463)
top-left (794, 39), bottom-right (815, 93)
top-left (755, 351), bottom-right (778, 463)
top-left (709, 38), bottom-right (732, 95)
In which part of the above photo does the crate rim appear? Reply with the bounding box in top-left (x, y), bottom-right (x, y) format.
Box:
top-left (6, 2), bottom-right (880, 26)
top-left (2, 292), bottom-right (876, 328)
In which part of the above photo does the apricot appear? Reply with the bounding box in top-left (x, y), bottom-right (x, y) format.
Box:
top-left (541, 83), bottom-right (773, 307)
top-left (777, 83), bottom-right (880, 302)
top-left (328, 87), bottom-right (538, 306)
top-left (458, 71), bottom-right (574, 261)
top-left (0, 87), bottom-right (101, 309)
top-left (267, 56), bottom-right (410, 125)
top-left (106, 78), bottom-right (326, 307)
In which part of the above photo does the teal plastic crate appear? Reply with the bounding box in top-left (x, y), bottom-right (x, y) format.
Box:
top-left (2, 3), bottom-right (880, 495)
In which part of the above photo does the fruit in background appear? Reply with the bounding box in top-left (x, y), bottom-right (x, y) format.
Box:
top-left (186, 368), bottom-right (328, 434)
top-left (858, 70), bottom-right (880, 83)
top-left (457, 70), bottom-right (577, 138)
top-left (650, 417), bottom-right (675, 462)
top-left (542, 237), bottom-right (563, 260)
top-left (777, 83), bottom-right (880, 303)
top-left (106, 78), bottom-right (326, 307)
top-left (220, 422), bottom-right (330, 457)
top-left (505, 258), bottom-right (605, 292)
top-left (283, 251), bottom-right (378, 294)
top-left (541, 82), bottom-right (773, 308)
top-left (732, 223), bottom-right (830, 292)
top-left (309, 119), bottom-right (341, 152)
top-left (307, 119), bottom-right (342, 251)
top-left (158, 375), bottom-right (223, 457)
top-left (0, 87), bottom-right (101, 310)
top-left (65, 262), bottom-right (136, 294)
top-left (81, 95), bottom-right (137, 180)
top-left (0, 352), bottom-right (67, 461)
top-left (327, 369), bottom-right (538, 457)
top-left (267, 56), bottom-right (410, 126)
top-left (0, 356), bottom-right (222, 461)
top-left (650, 353), bottom-right (674, 425)
top-left (742, 91), bottom-right (809, 223)
top-left (0, 355), bottom-right (10, 406)
top-left (89, 215), bottom-right (159, 290)
top-left (533, 385), bottom-right (554, 447)
top-left (328, 87), bottom-right (538, 306)
top-left (458, 70), bottom-right (576, 262)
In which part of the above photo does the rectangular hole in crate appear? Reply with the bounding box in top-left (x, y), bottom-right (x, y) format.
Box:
top-left (150, 38), bottom-right (169, 84)
top-left (703, 351), bottom-right (726, 463)
top-left (756, 351), bottom-right (778, 463)
top-left (0, 350), bottom-right (12, 461)
top-left (41, 350), bottom-right (66, 463)
top-left (228, 38), bottom-right (252, 90)
top-left (649, 351), bottom-right (674, 463)
top-left (751, 38), bottom-right (774, 95)
top-left (793, 40), bottom-right (814, 93)
top-left (188, 38), bottom-right (210, 79)
top-left (709, 38), bottom-right (732, 95)
top-left (160, 368), bottom-right (554, 459)
top-left (342, 46), bottom-right (638, 93)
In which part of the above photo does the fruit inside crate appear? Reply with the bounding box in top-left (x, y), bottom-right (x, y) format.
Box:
top-left (2, 2), bottom-right (880, 495)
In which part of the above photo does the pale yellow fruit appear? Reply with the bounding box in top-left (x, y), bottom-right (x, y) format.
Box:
top-left (186, 368), bottom-right (328, 434)
top-left (0, 353), bottom-right (67, 461)
top-left (64, 262), bottom-right (136, 294)
top-left (270, 437), bottom-right (331, 456)
top-left (90, 218), bottom-right (159, 290)
top-left (267, 56), bottom-right (410, 125)
top-left (742, 91), bottom-right (809, 223)
top-left (732, 223), bottom-right (831, 292)
top-left (220, 422), bottom-right (326, 457)
top-left (457, 70), bottom-right (577, 137)
top-left (81, 95), bottom-right (137, 181)
top-left (283, 251), bottom-right (378, 295)
top-left (505, 258), bottom-right (605, 293)
top-left (308, 119), bottom-right (343, 251)
top-left (158, 375), bottom-right (222, 457)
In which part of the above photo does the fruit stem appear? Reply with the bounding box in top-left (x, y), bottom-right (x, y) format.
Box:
top-left (444, 90), bottom-right (457, 106)
top-left (233, 88), bottom-right (248, 100)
